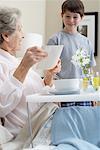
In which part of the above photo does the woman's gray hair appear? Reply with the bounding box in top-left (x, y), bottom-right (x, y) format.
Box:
top-left (0, 7), bottom-right (21, 44)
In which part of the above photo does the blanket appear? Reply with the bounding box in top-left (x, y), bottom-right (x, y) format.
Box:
top-left (53, 139), bottom-right (100, 150)
top-left (0, 103), bottom-right (58, 150)
top-left (51, 106), bottom-right (100, 150)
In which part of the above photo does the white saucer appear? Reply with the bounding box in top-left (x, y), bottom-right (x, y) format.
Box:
top-left (49, 89), bottom-right (80, 95)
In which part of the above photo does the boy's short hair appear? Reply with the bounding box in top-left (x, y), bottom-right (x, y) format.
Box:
top-left (61, 0), bottom-right (84, 17)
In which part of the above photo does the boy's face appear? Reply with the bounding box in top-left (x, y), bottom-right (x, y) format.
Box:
top-left (61, 10), bottom-right (83, 30)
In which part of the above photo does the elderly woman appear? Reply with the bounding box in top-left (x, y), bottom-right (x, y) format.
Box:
top-left (0, 7), bottom-right (61, 138)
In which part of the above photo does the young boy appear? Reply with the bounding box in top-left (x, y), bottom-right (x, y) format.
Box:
top-left (47, 0), bottom-right (96, 107)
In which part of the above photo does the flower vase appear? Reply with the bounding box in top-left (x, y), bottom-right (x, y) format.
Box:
top-left (81, 68), bottom-right (91, 90)
top-left (82, 69), bottom-right (95, 92)
top-left (82, 74), bottom-right (89, 90)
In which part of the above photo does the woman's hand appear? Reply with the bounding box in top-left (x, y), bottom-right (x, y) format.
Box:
top-left (48, 59), bottom-right (61, 75)
top-left (14, 46), bottom-right (47, 83)
top-left (44, 59), bottom-right (61, 86)
top-left (21, 46), bottom-right (48, 68)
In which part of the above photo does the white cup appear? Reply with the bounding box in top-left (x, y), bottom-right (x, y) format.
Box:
top-left (36, 45), bottom-right (63, 70)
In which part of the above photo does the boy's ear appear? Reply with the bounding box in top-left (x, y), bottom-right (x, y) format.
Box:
top-left (81, 15), bottom-right (84, 20)
top-left (1, 33), bottom-right (10, 42)
top-left (61, 13), bottom-right (63, 18)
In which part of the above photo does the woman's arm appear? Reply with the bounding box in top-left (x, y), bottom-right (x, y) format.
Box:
top-left (0, 47), bottom-right (47, 117)
top-left (0, 70), bottom-right (23, 117)
top-left (14, 47), bottom-right (47, 83)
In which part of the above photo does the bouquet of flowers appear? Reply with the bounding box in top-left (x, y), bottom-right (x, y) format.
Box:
top-left (71, 48), bottom-right (90, 76)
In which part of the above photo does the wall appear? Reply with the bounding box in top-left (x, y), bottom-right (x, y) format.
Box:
top-left (82, 0), bottom-right (100, 72)
top-left (45, 0), bottom-right (63, 43)
top-left (45, 0), bottom-right (100, 72)
top-left (0, 0), bottom-right (46, 43)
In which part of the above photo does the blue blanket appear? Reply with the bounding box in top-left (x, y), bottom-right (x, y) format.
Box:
top-left (51, 106), bottom-right (100, 150)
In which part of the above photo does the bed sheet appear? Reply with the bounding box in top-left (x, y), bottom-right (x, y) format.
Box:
top-left (23, 115), bottom-right (54, 149)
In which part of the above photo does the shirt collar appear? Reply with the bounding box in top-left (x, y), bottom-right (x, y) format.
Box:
top-left (0, 48), bottom-right (18, 65)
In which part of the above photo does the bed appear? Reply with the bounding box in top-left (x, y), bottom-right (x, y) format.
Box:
top-left (0, 97), bottom-right (100, 150)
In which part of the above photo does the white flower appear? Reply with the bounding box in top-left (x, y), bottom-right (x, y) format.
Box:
top-left (71, 48), bottom-right (90, 74)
